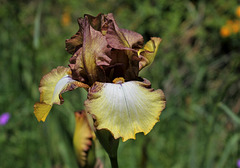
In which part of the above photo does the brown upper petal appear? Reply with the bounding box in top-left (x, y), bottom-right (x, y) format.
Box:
top-left (65, 18), bottom-right (84, 54)
top-left (105, 13), bottom-right (144, 50)
top-left (70, 16), bottom-right (111, 86)
top-left (66, 13), bottom-right (109, 55)
top-left (66, 13), bottom-right (160, 84)
top-left (120, 28), bottom-right (144, 49)
top-left (103, 13), bottom-right (144, 81)
top-left (103, 49), bottom-right (140, 81)
top-left (69, 48), bottom-right (87, 83)
top-left (84, 13), bottom-right (107, 32)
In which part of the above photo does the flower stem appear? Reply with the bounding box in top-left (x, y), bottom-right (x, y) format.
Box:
top-left (95, 129), bottom-right (119, 168)
top-left (110, 156), bottom-right (118, 168)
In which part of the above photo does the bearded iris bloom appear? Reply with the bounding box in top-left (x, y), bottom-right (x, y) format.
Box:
top-left (34, 13), bottom-right (166, 142)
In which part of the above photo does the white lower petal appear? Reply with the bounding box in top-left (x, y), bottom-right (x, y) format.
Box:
top-left (85, 80), bottom-right (166, 141)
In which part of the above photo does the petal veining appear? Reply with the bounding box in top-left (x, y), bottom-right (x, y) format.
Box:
top-left (85, 79), bottom-right (166, 141)
top-left (71, 17), bottom-right (111, 85)
top-left (34, 66), bottom-right (88, 122)
top-left (52, 75), bottom-right (78, 103)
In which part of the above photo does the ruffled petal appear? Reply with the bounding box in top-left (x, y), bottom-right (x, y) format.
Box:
top-left (66, 13), bottom-right (162, 84)
top-left (73, 111), bottom-right (95, 167)
top-left (101, 14), bottom-right (144, 81)
top-left (105, 13), bottom-right (143, 50)
top-left (82, 17), bottom-right (111, 82)
top-left (65, 18), bottom-right (84, 54)
top-left (34, 66), bottom-right (89, 122)
top-left (70, 16), bottom-right (111, 85)
top-left (138, 37), bottom-right (162, 70)
top-left (84, 13), bottom-right (104, 32)
top-left (120, 28), bottom-right (144, 50)
top-left (85, 79), bottom-right (166, 142)
top-left (65, 13), bottom-right (108, 55)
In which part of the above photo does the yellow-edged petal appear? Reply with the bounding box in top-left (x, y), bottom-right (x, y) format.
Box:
top-left (85, 79), bottom-right (166, 142)
top-left (73, 111), bottom-right (95, 167)
top-left (139, 37), bottom-right (162, 70)
top-left (34, 66), bottom-right (89, 122)
top-left (34, 103), bottom-right (52, 122)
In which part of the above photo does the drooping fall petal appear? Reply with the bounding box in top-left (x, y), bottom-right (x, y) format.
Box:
top-left (85, 78), bottom-right (166, 142)
top-left (138, 37), bottom-right (162, 70)
top-left (34, 103), bottom-right (52, 122)
top-left (73, 111), bottom-right (96, 168)
top-left (34, 66), bottom-right (89, 122)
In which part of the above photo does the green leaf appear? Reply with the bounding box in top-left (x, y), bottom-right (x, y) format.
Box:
top-left (216, 134), bottom-right (240, 168)
top-left (218, 102), bottom-right (240, 126)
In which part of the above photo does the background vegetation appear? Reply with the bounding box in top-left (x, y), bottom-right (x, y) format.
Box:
top-left (0, 0), bottom-right (240, 167)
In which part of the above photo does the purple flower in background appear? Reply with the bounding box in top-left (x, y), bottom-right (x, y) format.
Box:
top-left (237, 159), bottom-right (240, 168)
top-left (0, 112), bottom-right (10, 125)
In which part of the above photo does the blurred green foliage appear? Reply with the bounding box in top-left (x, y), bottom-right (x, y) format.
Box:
top-left (0, 0), bottom-right (240, 167)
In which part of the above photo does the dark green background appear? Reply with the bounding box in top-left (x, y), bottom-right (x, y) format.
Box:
top-left (0, 0), bottom-right (239, 167)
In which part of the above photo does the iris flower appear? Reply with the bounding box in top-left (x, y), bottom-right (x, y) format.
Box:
top-left (238, 159), bottom-right (240, 168)
top-left (73, 110), bottom-right (99, 167)
top-left (34, 13), bottom-right (166, 142)
top-left (0, 112), bottom-right (10, 125)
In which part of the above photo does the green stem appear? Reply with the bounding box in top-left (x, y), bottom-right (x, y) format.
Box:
top-left (110, 156), bottom-right (118, 168)
top-left (95, 129), bottom-right (119, 168)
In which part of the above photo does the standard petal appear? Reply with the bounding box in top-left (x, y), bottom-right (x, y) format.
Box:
top-left (105, 13), bottom-right (143, 50)
top-left (85, 79), bottom-right (166, 142)
top-left (71, 17), bottom-right (111, 86)
top-left (138, 37), bottom-right (162, 70)
top-left (66, 13), bottom-right (107, 55)
top-left (65, 18), bottom-right (84, 54)
top-left (82, 17), bottom-right (111, 84)
top-left (84, 13), bottom-right (104, 31)
top-left (104, 13), bottom-right (144, 81)
top-left (34, 66), bottom-right (89, 122)
top-left (120, 28), bottom-right (144, 49)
